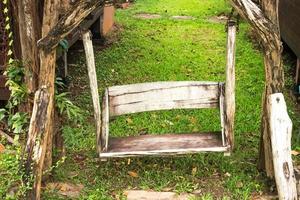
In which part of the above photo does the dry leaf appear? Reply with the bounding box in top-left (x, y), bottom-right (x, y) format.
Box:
top-left (0, 143), bottom-right (5, 153)
top-left (192, 167), bottom-right (197, 176)
top-left (126, 118), bottom-right (133, 124)
top-left (291, 150), bottom-right (300, 156)
top-left (192, 128), bottom-right (199, 132)
top-left (236, 181), bottom-right (243, 188)
top-left (224, 172), bottom-right (231, 177)
top-left (128, 171), bottom-right (139, 178)
top-left (189, 117), bottom-right (197, 124)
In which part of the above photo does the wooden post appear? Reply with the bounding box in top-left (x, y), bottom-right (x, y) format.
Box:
top-left (102, 89), bottom-right (109, 151)
top-left (82, 30), bottom-right (102, 155)
top-left (41, 0), bottom-right (59, 178)
top-left (224, 21), bottom-right (236, 150)
top-left (269, 93), bottom-right (297, 199)
top-left (230, 0), bottom-right (284, 178)
top-left (24, 0), bottom-right (59, 199)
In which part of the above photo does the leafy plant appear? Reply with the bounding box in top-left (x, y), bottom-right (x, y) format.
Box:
top-left (1, 61), bottom-right (29, 135)
top-left (0, 147), bottom-right (32, 200)
top-left (55, 78), bottom-right (84, 123)
top-left (4, 61), bottom-right (28, 109)
top-left (7, 112), bottom-right (28, 134)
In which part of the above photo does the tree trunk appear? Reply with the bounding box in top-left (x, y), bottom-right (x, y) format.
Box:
top-left (229, 0), bottom-right (283, 179)
top-left (17, 0), bottom-right (40, 111)
top-left (41, 0), bottom-right (59, 178)
top-left (258, 0), bottom-right (283, 178)
top-left (24, 0), bottom-right (59, 199)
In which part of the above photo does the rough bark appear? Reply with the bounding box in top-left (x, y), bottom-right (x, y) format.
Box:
top-left (24, 0), bottom-right (59, 199)
top-left (41, 0), bottom-right (59, 179)
top-left (10, 0), bottom-right (22, 59)
top-left (258, 0), bottom-right (282, 179)
top-left (24, 89), bottom-right (50, 200)
top-left (37, 0), bottom-right (105, 53)
top-left (17, 0), bottom-right (40, 111)
top-left (230, 0), bottom-right (283, 178)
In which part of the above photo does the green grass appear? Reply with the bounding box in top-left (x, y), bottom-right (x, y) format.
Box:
top-left (42, 0), bottom-right (300, 199)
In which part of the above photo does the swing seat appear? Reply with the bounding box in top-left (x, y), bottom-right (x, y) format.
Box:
top-left (98, 81), bottom-right (232, 158)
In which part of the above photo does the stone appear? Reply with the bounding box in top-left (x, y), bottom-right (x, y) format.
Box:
top-left (125, 190), bottom-right (194, 200)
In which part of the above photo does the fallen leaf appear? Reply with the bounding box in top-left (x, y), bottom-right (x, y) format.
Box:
top-left (236, 181), bottom-right (243, 188)
top-left (164, 120), bottom-right (174, 126)
top-left (192, 128), bottom-right (199, 132)
top-left (224, 172), bottom-right (231, 177)
top-left (162, 187), bottom-right (173, 192)
top-left (46, 182), bottom-right (84, 198)
top-left (128, 171), bottom-right (139, 178)
top-left (175, 115), bottom-right (181, 120)
top-left (189, 117), bottom-right (197, 124)
top-left (192, 167), bottom-right (197, 176)
top-left (291, 150), bottom-right (300, 156)
top-left (0, 143), bottom-right (5, 153)
top-left (126, 118), bottom-right (133, 124)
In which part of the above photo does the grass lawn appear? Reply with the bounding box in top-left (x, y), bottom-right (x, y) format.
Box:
top-left (43, 0), bottom-right (300, 199)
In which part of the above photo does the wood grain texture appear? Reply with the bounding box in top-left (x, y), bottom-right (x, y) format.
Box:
top-left (219, 84), bottom-right (225, 147)
top-left (101, 89), bottom-right (109, 151)
top-left (82, 31), bottom-right (102, 155)
top-left (108, 81), bottom-right (223, 116)
top-left (224, 22), bottom-right (236, 150)
top-left (17, 0), bottom-right (39, 95)
top-left (24, 89), bottom-right (51, 200)
top-left (25, 1), bottom-right (59, 199)
top-left (269, 93), bottom-right (297, 200)
top-left (37, 0), bottom-right (105, 52)
top-left (41, 0), bottom-right (60, 183)
top-left (100, 132), bottom-right (229, 158)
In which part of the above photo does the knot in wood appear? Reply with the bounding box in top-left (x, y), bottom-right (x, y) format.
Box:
top-left (283, 162), bottom-right (290, 179)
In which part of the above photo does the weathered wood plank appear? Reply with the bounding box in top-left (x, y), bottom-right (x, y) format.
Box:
top-left (100, 132), bottom-right (229, 158)
top-left (37, 0), bottom-right (105, 52)
top-left (219, 84), bottom-right (225, 147)
top-left (82, 31), bottom-right (102, 155)
top-left (224, 21), bottom-right (236, 150)
top-left (108, 82), bottom-right (223, 116)
top-left (269, 93), bottom-right (297, 200)
top-left (101, 89), bottom-right (109, 151)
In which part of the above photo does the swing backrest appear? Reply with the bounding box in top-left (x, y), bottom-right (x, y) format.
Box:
top-left (107, 81), bottom-right (224, 117)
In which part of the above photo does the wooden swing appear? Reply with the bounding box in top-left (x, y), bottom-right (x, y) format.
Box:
top-left (82, 21), bottom-right (237, 159)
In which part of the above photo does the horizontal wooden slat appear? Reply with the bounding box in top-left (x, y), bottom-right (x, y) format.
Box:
top-left (100, 132), bottom-right (229, 158)
top-left (108, 81), bottom-right (223, 116)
